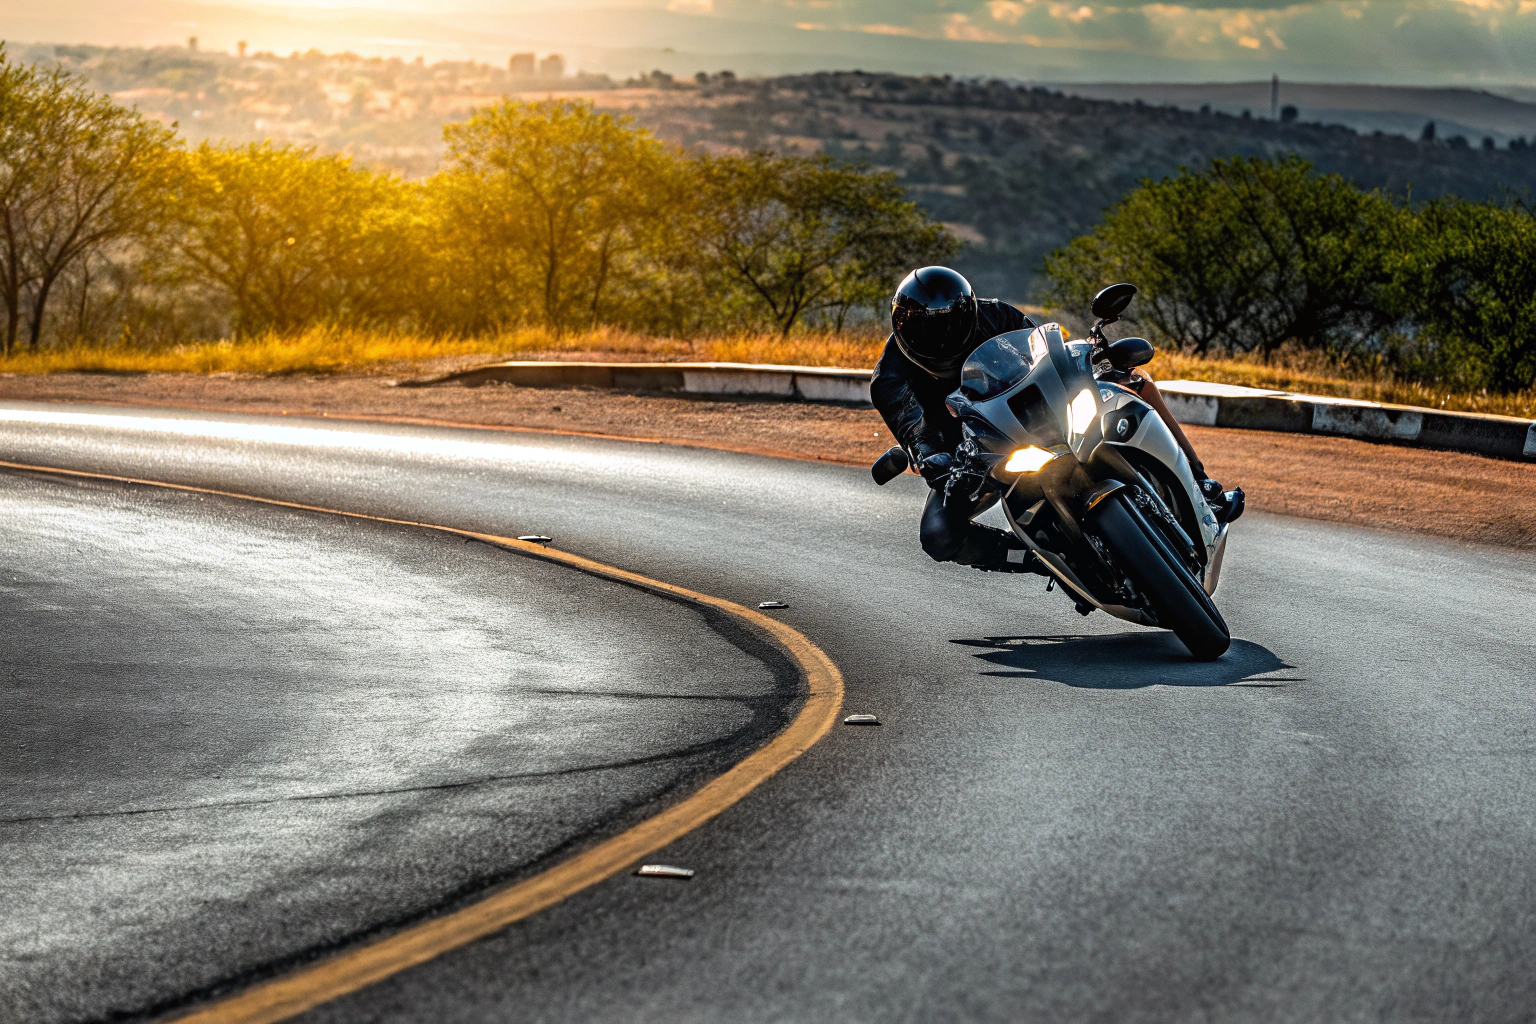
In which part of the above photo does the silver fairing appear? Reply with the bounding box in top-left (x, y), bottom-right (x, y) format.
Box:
top-left (1097, 384), bottom-right (1222, 561)
top-left (949, 323), bottom-right (1226, 594)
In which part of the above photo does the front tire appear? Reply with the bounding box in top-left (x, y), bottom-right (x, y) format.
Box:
top-left (1089, 491), bottom-right (1230, 660)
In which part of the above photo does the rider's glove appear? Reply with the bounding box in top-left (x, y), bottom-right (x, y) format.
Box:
top-left (916, 451), bottom-right (954, 490)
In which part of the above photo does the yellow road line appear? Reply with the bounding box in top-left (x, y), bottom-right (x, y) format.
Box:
top-left (0, 458), bottom-right (845, 1024)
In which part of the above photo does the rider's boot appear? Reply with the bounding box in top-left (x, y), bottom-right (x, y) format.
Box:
top-left (956, 524), bottom-right (1047, 574)
top-left (1198, 476), bottom-right (1246, 525)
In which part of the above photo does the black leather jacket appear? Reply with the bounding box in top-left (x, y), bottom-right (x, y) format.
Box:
top-left (870, 299), bottom-right (1037, 456)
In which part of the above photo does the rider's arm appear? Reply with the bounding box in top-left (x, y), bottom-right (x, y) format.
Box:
top-left (984, 300), bottom-right (1036, 335)
top-left (871, 336), bottom-right (947, 458)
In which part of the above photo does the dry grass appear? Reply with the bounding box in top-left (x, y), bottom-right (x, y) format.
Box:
top-left (702, 329), bottom-right (885, 368)
top-left (0, 330), bottom-right (501, 376)
top-left (0, 326), bottom-right (695, 377)
top-left (2, 325), bottom-right (1530, 419)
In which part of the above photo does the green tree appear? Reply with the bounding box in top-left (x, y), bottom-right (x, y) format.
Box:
top-left (1044, 169), bottom-right (1266, 356)
top-left (1045, 156), bottom-right (1402, 358)
top-left (162, 142), bottom-right (420, 336)
top-left (0, 46), bottom-right (176, 353)
top-left (434, 99), bottom-right (676, 333)
top-left (687, 152), bottom-right (957, 336)
top-left (1393, 198), bottom-right (1536, 392)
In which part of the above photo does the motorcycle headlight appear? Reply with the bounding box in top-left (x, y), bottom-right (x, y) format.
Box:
top-left (1067, 387), bottom-right (1097, 442)
top-left (1004, 445), bottom-right (1058, 474)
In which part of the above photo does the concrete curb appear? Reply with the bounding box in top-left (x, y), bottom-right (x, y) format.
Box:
top-left (398, 360), bottom-right (1535, 462)
top-left (1156, 379), bottom-right (1536, 462)
top-left (397, 361), bottom-right (873, 405)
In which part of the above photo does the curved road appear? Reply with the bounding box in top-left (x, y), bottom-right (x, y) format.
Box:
top-left (0, 401), bottom-right (1533, 1023)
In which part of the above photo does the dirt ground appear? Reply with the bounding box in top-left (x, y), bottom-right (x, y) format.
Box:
top-left (2, 370), bottom-right (1533, 551)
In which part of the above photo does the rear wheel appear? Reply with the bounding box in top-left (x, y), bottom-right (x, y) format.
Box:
top-left (1089, 490), bottom-right (1230, 660)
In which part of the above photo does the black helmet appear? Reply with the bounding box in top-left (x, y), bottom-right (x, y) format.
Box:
top-left (890, 267), bottom-right (978, 377)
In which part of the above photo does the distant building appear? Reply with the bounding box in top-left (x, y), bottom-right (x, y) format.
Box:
top-left (509, 52), bottom-right (535, 77)
top-left (538, 54), bottom-right (565, 79)
top-left (187, 36), bottom-right (198, 52)
top-left (237, 40), bottom-right (247, 58)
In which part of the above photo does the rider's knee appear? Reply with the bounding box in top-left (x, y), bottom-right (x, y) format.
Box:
top-left (920, 526), bottom-right (962, 562)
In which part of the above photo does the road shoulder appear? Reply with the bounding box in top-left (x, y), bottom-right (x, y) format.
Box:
top-left (0, 371), bottom-right (1531, 549)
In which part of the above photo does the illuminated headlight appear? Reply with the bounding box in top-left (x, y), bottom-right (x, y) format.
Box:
top-left (1004, 445), bottom-right (1058, 474)
top-left (1067, 387), bottom-right (1097, 441)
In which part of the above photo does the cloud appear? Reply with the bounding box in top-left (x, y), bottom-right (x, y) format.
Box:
top-left (944, 12), bottom-right (1010, 39)
top-left (1041, 3), bottom-right (1098, 24)
top-left (987, 0), bottom-right (1030, 23)
top-left (860, 22), bottom-right (925, 36)
top-left (706, 0), bottom-right (1536, 82)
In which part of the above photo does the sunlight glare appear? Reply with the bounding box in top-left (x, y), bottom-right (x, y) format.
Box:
top-left (0, 409), bottom-right (649, 474)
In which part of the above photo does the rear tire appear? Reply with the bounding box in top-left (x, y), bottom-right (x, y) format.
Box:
top-left (1089, 490), bottom-right (1230, 660)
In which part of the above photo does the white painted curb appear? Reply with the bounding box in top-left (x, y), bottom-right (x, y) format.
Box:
top-left (400, 361), bottom-right (1534, 461)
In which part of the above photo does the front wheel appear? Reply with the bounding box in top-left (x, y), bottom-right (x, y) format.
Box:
top-left (1089, 491), bottom-right (1230, 660)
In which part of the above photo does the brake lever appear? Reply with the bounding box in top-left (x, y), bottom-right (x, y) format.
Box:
top-left (943, 458), bottom-right (994, 505)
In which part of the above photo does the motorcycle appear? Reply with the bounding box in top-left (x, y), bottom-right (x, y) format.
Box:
top-left (872, 283), bottom-right (1235, 660)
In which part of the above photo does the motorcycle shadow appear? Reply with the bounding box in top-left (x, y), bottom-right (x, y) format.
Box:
top-left (951, 632), bottom-right (1291, 689)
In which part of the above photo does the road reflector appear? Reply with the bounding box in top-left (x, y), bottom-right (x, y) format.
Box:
top-left (517, 535), bottom-right (553, 545)
top-left (758, 600), bottom-right (788, 609)
top-left (635, 864), bottom-right (695, 879)
top-left (843, 714), bottom-right (880, 726)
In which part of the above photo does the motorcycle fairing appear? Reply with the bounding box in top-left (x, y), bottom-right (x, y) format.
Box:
top-left (950, 322), bottom-right (1227, 595)
top-left (1095, 385), bottom-right (1221, 558)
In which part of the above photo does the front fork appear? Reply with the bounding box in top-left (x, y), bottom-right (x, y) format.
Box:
top-left (997, 456), bottom-right (1156, 627)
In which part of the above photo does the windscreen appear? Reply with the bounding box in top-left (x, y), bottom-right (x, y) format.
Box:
top-left (959, 330), bottom-right (1033, 400)
top-left (1066, 341), bottom-right (1096, 377)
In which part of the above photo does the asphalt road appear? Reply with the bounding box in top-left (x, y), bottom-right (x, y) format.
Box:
top-left (0, 401), bottom-right (1533, 1023)
top-left (0, 462), bottom-right (794, 1024)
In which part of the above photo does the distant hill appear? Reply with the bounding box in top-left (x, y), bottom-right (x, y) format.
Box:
top-left (631, 73), bottom-right (1536, 299)
top-left (24, 45), bottom-right (1536, 300)
top-left (1052, 81), bottom-right (1536, 146)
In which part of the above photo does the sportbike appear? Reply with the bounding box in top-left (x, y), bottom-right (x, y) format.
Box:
top-left (873, 284), bottom-right (1236, 660)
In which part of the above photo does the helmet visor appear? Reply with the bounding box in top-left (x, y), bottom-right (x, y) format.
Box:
top-left (892, 299), bottom-right (976, 375)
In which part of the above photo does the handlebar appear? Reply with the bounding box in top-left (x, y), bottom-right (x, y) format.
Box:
top-left (870, 446), bottom-right (910, 486)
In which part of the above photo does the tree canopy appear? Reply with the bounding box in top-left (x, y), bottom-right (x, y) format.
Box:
top-left (0, 56), bottom-right (961, 348)
top-left (1045, 155), bottom-right (1536, 394)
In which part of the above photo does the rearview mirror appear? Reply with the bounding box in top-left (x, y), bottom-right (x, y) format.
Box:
top-left (1090, 282), bottom-right (1138, 321)
top-left (1106, 336), bottom-right (1154, 370)
top-left (871, 446), bottom-right (910, 486)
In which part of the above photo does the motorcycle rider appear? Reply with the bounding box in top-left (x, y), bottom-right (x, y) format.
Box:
top-left (870, 266), bottom-right (1241, 573)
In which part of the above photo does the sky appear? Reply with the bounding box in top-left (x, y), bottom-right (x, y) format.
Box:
top-left (5, 0), bottom-right (1536, 85)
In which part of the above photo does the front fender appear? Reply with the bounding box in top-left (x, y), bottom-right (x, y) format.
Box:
top-left (1098, 390), bottom-right (1220, 558)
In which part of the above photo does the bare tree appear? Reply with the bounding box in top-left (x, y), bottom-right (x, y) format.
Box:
top-left (0, 47), bottom-right (174, 353)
